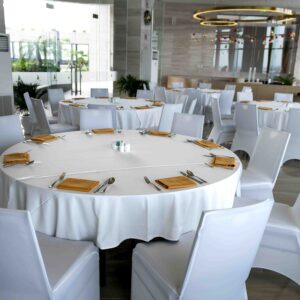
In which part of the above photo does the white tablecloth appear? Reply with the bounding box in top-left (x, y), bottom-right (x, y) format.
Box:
top-left (0, 131), bottom-right (241, 249)
top-left (58, 98), bottom-right (163, 130)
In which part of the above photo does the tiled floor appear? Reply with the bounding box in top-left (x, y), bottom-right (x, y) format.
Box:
top-left (100, 126), bottom-right (300, 299)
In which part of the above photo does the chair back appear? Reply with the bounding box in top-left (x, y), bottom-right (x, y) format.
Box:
top-left (171, 82), bottom-right (184, 89)
top-left (171, 113), bottom-right (204, 138)
top-left (224, 84), bottom-right (236, 91)
top-left (237, 91), bottom-right (253, 102)
top-left (199, 83), bottom-right (212, 89)
top-left (48, 88), bottom-right (64, 117)
top-left (24, 92), bottom-right (37, 124)
top-left (188, 99), bottom-right (197, 114)
top-left (175, 94), bottom-right (188, 111)
top-left (211, 97), bottom-right (223, 129)
top-left (242, 86), bottom-right (252, 93)
top-left (248, 127), bottom-right (290, 185)
top-left (0, 115), bottom-right (24, 154)
top-left (183, 89), bottom-right (197, 113)
top-left (80, 109), bottom-right (114, 130)
top-left (274, 92), bottom-right (293, 102)
top-left (90, 88), bottom-right (109, 98)
top-left (31, 98), bottom-right (51, 134)
top-left (180, 199), bottom-right (274, 300)
top-left (219, 90), bottom-right (235, 115)
top-left (235, 103), bottom-right (259, 134)
top-left (136, 89), bottom-right (154, 100)
top-left (0, 208), bottom-right (52, 299)
top-left (87, 104), bottom-right (117, 128)
top-left (154, 86), bottom-right (167, 102)
top-left (286, 108), bottom-right (300, 136)
top-left (158, 103), bottom-right (184, 132)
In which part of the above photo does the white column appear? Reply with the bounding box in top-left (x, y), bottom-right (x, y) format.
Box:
top-left (0, 0), bottom-right (5, 32)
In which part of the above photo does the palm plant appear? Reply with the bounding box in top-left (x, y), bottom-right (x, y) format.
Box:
top-left (116, 75), bottom-right (149, 97)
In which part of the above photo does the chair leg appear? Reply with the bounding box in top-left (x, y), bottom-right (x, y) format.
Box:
top-left (100, 249), bottom-right (107, 287)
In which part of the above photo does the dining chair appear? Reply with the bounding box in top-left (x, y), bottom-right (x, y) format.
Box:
top-left (131, 199), bottom-right (273, 300)
top-left (219, 90), bottom-right (235, 117)
top-left (236, 127), bottom-right (290, 200)
top-left (80, 108), bottom-right (114, 131)
top-left (183, 88), bottom-right (197, 113)
top-left (188, 99), bottom-right (197, 114)
top-left (171, 113), bottom-right (204, 138)
top-left (231, 103), bottom-right (259, 157)
top-left (242, 86), bottom-right (252, 93)
top-left (0, 208), bottom-right (99, 300)
top-left (237, 91), bottom-right (253, 102)
top-left (282, 108), bottom-right (300, 163)
top-left (224, 84), bottom-right (236, 91)
top-left (87, 104), bottom-right (117, 129)
top-left (31, 98), bottom-right (78, 134)
top-left (48, 88), bottom-right (65, 117)
top-left (175, 94), bottom-right (189, 112)
top-left (154, 86), bottom-right (167, 102)
top-left (158, 103), bottom-right (184, 132)
top-left (253, 194), bottom-right (300, 285)
top-left (208, 98), bottom-right (235, 144)
top-left (274, 92), bottom-right (294, 102)
top-left (198, 82), bottom-right (212, 89)
top-left (136, 89), bottom-right (154, 100)
top-left (91, 88), bottom-right (109, 98)
top-left (171, 82), bottom-right (184, 89)
top-left (0, 115), bottom-right (24, 154)
top-left (143, 83), bottom-right (147, 90)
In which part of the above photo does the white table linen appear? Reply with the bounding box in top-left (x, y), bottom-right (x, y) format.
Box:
top-left (0, 131), bottom-right (241, 249)
top-left (58, 98), bottom-right (163, 130)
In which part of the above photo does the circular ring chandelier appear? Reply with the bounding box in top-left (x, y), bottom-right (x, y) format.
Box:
top-left (193, 6), bottom-right (296, 27)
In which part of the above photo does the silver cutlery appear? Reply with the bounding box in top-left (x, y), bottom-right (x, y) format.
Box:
top-left (139, 130), bottom-right (147, 135)
top-left (94, 179), bottom-right (109, 193)
top-left (85, 130), bottom-right (93, 136)
top-left (3, 160), bottom-right (35, 168)
top-left (180, 171), bottom-right (202, 184)
top-left (23, 140), bottom-right (50, 145)
top-left (57, 135), bottom-right (66, 139)
top-left (186, 170), bottom-right (207, 183)
top-left (101, 177), bottom-right (115, 193)
top-left (49, 172), bottom-right (66, 189)
top-left (168, 133), bottom-right (176, 138)
top-left (144, 176), bottom-right (161, 191)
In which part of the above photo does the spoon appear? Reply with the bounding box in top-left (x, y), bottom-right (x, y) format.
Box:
top-left (186, 170), bottom-right (207, 183)
top-left (3, 160), bottom-right (35, 168)
top-left (85, 130), bottom-right (93, 136)
top-left (101, 177), bottom-right (115, 193)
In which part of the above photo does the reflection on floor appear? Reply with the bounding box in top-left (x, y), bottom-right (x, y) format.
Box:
top-left (101, 126), bottom-right (300, 299)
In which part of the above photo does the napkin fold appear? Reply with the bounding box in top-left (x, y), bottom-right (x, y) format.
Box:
top-left (69, 103), bottom-right (85, 107)
top-left (155, 176), bottom-right (197, 189)
top-left (147, 130), bottom-right (171, 137)
top-left (56, 178), bottom-right (100, 192)
top-left (92, 128), bottom-right (115, 134)
top-left (194, 139), bottom-right (222, 149)
top-left (73, 97), bottom-right (86, 100)
top-left (62, 100), bottom-right (73, 103)
top-left (258, 107), bottom-right (273, 111)
top-left (3, 153), bottom-right (30, 165)
top-left (31, 134), bottom-right (58, 143)
top-left (240, 100), bottom-right (250, 104)
top-left (212, 156), bottom-right (237, 169)
top-left (133, 105), bottom-right (152, 110)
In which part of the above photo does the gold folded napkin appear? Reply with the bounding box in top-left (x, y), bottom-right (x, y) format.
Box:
top-left (56, 178), bottom-right (100, 193)
top-left (240, 100), bottom-right (250, 104)
top-left (69, 103), bottom-right (85, 107)
top-left (151, 101), bottom-right (163, 106)
top-left (194, 139), bottom-right (222, 149)
top-left (62, 100), bottom-right (73, 103)
top-left (72, 97), bottom-right (86, 100)
top-left (212, 156), bottom-right (237, 169)
top-left (133, 105), bottom-right (152, 110)
top-left (3, 152), bottom-right (30, 165)
top-left (258, 107), bottom-right (273, 111)
top-left (92, 128), bottom-right (114, 134)
top-left (155, 176), bottom-right (197, 189)
top-left (280, 100), bottom-right (289, 103)
top-left (31, 134), bottom-right (58, 143)
top-left (147, 130), bottom-right (171, 137)
top-left (95, 96), bottom-right (108, 99)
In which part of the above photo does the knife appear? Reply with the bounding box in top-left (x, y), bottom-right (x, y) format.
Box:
top-left (49, 172), bottom-right (66, 189)
top-left (180, 171), bottom-right (203, 184)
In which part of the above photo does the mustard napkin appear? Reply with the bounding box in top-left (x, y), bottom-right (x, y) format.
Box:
top-left (258, 107), bottom-right (273, 111)
top-left (240, 100), bottom-right (250, 104)
top-left (147, 130), bottom-right (171, 137)
top-left (56, 178), bottom-right (100, 192)
top-left (194, 140), bottom-right (222, 149)
top-left (69, 103), bottom-right (85, 107)
top-left (95, 96), bottom-right (108, 99)
top-left (72, 97), bottom-right (86, 100)
top-left (133, 105), bottom-right (152, 110)
top-left (212, 156), bottom-right (237, 169)
top-left (92, 128), bottom-right (114, 134)
top-left (3, 153), bottom-right (30, 165)
top-left (31, 134), bottom-right (58, 143)
top-left (62, 100), bottom-right (73, 103)
top-left (155, 176), bottom-right (197, 189)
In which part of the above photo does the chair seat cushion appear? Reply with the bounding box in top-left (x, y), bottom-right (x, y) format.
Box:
top-left (133, 231), bottom-right (195, 295)
top-left (36, 232), bottom-right (98, 289)
top-left (240, 170), bottom-right (272, 190)
top-left (48, 116), bottom-right (58, 124)
top-left (50, 123), bottom-right (78, 133)
top-left (222, 119), bottom-right (236, 131)
top-left (221, 114), bottom-right (233, 120)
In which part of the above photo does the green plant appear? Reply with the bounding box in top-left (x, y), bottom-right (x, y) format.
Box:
top-left (13, 80), bottom-right (47, 113)
top-left (116, 75), bottom-right (149, 97)
top-left (273, 74), bottom-right (295, 86)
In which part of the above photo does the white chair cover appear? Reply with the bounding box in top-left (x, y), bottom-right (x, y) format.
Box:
top-left (171, 113), bottom-right (204, 138)
top-left (48, 88), bottom-right (65, 117)
top-left (188, 99), bottom-right (197, 114)
top-left (131, 199), bottom-right (273, 300)
top-left (0, 115), bottom-right (24, 154)
top-left (242, 86), bottom-right (252, 93)
top-left (198, 83), bottom-right (212, 89)
top-left (171, 82), bottom-right (184, 89)
top-left (87, 104), bottom-right (117, 129)
top-left (183, 88), bottom-right (197, 113)
top-left (224, 84), bottom-right (236, 91)
top-left (158, 103), bottom-right (184, 132)
top-left (0, 208), bottom-right (99, 300)
top-left (274, 92), bottom-right (293, 102)
top-left (219, 90), bottom-right (235, 116)
top-left (237, 91), bottom-right (253, 102)
top-left (90, 88), bottom-right (109, 98)
top-left (154, 86), bottom-right (167, 102)
top-left (231, 103), bottom-right (259, 157)
top-left (80, 108), bottom-right (114, 130)
top-left (136, 89), bottom-right (154, 100)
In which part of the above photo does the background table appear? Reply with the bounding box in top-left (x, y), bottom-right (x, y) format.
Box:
top-left (58, 97), bottom-right (163, 130)
top-left (0, 131), bottom-right (241, 249)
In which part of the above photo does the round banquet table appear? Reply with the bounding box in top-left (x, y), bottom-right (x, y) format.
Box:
top-left (0, 130), bottom-right (242, 249)
top-left (252, 101), bottom-right (300, 130)
top-left (58, 97), bottom-right (163, 130)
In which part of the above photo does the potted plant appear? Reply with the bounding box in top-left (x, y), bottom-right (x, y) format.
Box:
top-left (116, 74), bottom-right (149, 97)
top-left (273, 74), bottom-right (295, 86)
top-left (13, 80), bottom-right (46, 135)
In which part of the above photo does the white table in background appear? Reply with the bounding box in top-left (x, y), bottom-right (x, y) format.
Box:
top-left (58, 97), bottom-right (163, 130)
top-left (0, 131), bottom-right (241, 249)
